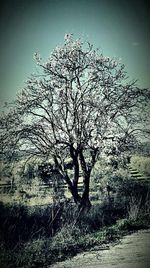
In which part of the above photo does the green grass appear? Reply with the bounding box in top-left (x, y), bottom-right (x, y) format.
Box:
top-left (1, 215), bottom-right (150, 268)
top-left (0, 166), bottom-right (150, 267)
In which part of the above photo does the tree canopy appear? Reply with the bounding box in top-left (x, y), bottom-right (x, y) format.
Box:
top-left (0, 34), bottom-right (149, 209)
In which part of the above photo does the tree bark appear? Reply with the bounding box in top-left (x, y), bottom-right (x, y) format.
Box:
top-left (69, 144), bottom-right (82, 204)
top-left (79, 148), bottom-right (92, 211)
top-left (79, 178), bottom-right (92, 211)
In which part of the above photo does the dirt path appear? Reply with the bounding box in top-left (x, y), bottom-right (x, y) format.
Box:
top-left (50, 229), bottom-right (150, 268)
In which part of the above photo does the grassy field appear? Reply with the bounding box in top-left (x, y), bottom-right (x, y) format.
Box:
top-left (0, 155), bottom-right (150, 267)
top-left (0, 194), bottom-right (150, 268)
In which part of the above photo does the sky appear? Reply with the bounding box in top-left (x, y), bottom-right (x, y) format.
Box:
top-left (0, 0), bottom-right (149, 105)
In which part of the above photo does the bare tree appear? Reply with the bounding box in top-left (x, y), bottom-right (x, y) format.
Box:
top-left (0, 34), bottom-right (149, 209)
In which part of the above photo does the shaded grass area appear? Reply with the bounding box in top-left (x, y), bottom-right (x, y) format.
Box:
top-left (0, 215), bottom-right (150, 268)
top-left (0, 180), bottom-right (150, 267)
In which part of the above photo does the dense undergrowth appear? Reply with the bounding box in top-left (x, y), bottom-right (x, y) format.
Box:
top-left (0, 177), bottom-right (150, 268)
top-left (131, 155), bottom-right (150, 176)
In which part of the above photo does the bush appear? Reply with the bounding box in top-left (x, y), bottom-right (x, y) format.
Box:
top-left (0, 202), bottom-right (64, 248)
top-left (131, 155), bottom-right (150, 176)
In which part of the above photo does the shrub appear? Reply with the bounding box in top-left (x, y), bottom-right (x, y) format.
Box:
top-left (0, 202), bottom-right (64, 248)
top-left (131, 155), bottom-right (150, 176)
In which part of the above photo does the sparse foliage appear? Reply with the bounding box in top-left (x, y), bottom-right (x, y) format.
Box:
top-left (0, 34), bottom-right (149, 209)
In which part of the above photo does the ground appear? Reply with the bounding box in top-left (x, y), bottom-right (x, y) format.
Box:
top-left (50, 229), bottom-right (150, 268)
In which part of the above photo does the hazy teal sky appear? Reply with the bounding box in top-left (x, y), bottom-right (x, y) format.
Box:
top-left (0, 0), bottom-right (149, 104)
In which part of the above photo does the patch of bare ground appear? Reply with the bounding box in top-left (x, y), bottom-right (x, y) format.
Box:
top-left (50, 229), bottom-right (150, 268)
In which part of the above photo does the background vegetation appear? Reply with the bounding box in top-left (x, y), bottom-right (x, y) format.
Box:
top-left (0, 151), bottom-right (150, 267)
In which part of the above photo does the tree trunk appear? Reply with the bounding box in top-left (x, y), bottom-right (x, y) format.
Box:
top-left (78, 148), bottom-right (92, 211)
top-left (77, 147), bottom-right (98, 211)
top-left (70, 186), bottom-right (82, 204)
top-left (79, 172), bottom-right (92, 211)
top-left (79, 195), bottom-right (91, 211)
top-left (69, 144), bottom-right (82, 204)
